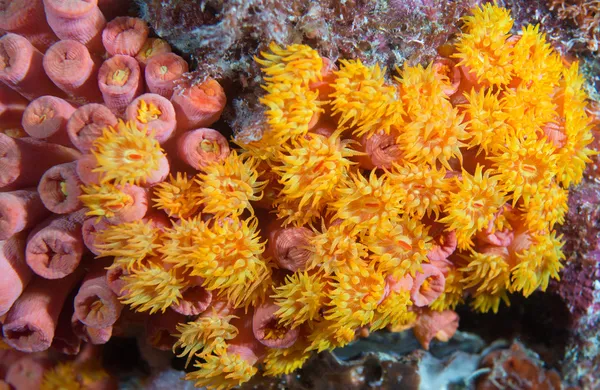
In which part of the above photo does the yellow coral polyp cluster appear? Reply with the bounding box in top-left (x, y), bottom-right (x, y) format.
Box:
top-left (453, 2), bottom-right (514, 86)
top-left (173, 313), bottom-right (239, 366)
top-left (95, 220), bottom-right (162, 270)
top-left (152, 172), bottom-right (202, 218)
top-left (79, 183), bottom-right (133, 220)
top-left (395, 63), bottom-right (469, 169)
top-left (273, 132), bottom-right (359, 223)
top-left (136, 99), bottom-right (162, 124)
top-left (119, 257), bottom-right (186, 314)
top-left (184, 345), bottom-right (258, 390)
top-left (439, 165), bottom-right (507, 250)
top-left (330, 59), bottom-right (404, 137)
top-left (77, 4), bottom-right (595, 389)
top-left (92, 120), bottom-right (165, 185)
top-left (197, 151), bottom-right (266, 217)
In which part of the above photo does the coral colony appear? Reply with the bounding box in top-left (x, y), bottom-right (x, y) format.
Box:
top-left (0, 1), bottom-right (595, 389)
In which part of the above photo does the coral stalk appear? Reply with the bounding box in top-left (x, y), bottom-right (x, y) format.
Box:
top-left (25, 209), bottom-right (86, 279)
top-left (144, 52), bottom-right (188, 98)
top-left (22, 96), bottom-right (76, 146)
top-left (0, 134), bottom-right (80, 191)
top-left (2, 269), bottom-right (82, 352)
top-left (76, 154), bottom-right (102, 185)
top-left (176, 128), bottom-right (230, 170)
top-left (80, 183), bottom-right (148, 224)
top-left (0, 189), bottom-right (49, 240)
top-left (43, 0), bottom-right (106, 53)
top-left (43, 39), bottom-right (102, 103)
top-left (0, 233), bottom-right (32, 316)
top-left (97, 55), bottom-right (143, 115)
top-left (171, 78), bottom-right (227, 131)
top-left (253, 299), bottom-right (300, 349)
top-left (0, 78), bottom-right (28, 129)
top-left (67, 104), bottom-right (118, 153)
top-left (0, 33), bottom-right (65, 100)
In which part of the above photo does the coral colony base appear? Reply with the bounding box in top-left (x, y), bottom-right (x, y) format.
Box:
top-left (0, 1), bottom-right (596, 389)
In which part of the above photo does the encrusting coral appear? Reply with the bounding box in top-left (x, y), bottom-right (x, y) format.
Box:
top-left (0, 1), bottom-right (595, 390)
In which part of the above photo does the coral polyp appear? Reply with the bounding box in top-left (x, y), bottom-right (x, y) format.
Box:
top-left (92, 120), bottom-right (165, 186)
top-left (196, 151), bottom-right (266, 217)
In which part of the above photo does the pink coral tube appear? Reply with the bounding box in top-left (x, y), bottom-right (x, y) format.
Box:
top-left (2, 269), bottom-right (82, 352)
top-left (171, 78), bottom-right (226, 130)
top-left (355, 130), bottom-right (404, 170)
top-left (266, 226), bottom-right (314, 272)
top-left (0, 233), bottom-right (33, 316)
top-left (76, 154), bottom-right (102, 185)
top-left (0, 33), bottom-right (65, 100)
top-left (170, 277), bottom-right (212, 316)
top-left (102, 16), bottom-right (149, 56)
top-left (410, 264), bottom-right (446, 307)
top-left (105, 264), bottom-right (127, 297)
top-left (81, 217), bottom-right (109, 255)
top-left (125, 93), bottom-right (177, 144)
top-left (37, 162), bottom-right (83, 214)
top-left (105, 184), bottom-right (149, 224)
top-left (0, 134), bottom-right (81, 191)
top-left (43, 0), bottom-right (106, 54)
top-left (74, 259), bottom-right (123, 328)
top-left (67, 104), bottom-right (118, 153)
top-left (252, 300), bottom-right (299, 349)
top-left (176, 128), bottom-right (230, 170)
top-left (98, 54), bottom-right (143, 115)
top-left (138, 154), bottom-right (170, 186)
top-left (427, 229), bottom-right (458, 263)
top-left (22, 96), bottom-right (76, 146)
top-left (0, 0), bottom-right (58, 51)
top-left (43, 39), bottom-right (102, 103)
top-left (145, 53), bottom-right (188, 98)
top-left (0, 189), bottom-right (49, 240)
top-left (25, 209), bottom-right (86, 279)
